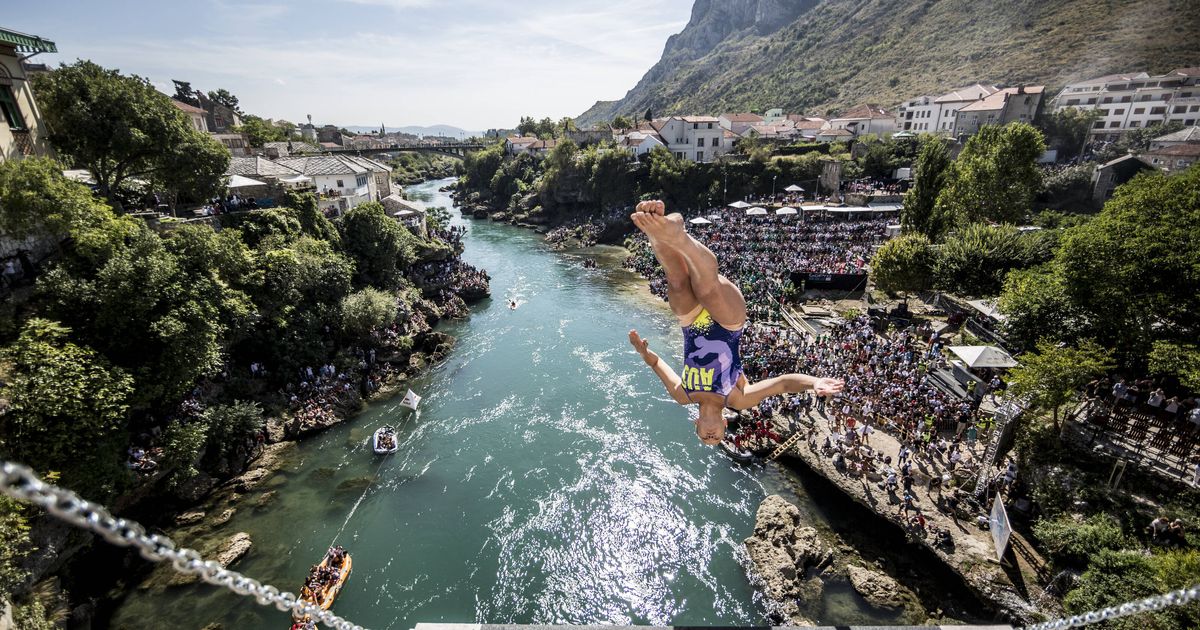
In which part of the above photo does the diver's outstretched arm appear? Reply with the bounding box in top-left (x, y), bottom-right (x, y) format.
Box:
top-left (629, 330), bottom-right (690, 405)
top-left (729, 374), bottom-right (844, 410)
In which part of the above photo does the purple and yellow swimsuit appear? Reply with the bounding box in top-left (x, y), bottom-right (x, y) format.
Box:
top-left (681, 308), bottom-right (744, 402)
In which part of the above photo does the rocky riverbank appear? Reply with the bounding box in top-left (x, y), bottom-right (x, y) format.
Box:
top-left (744, 494), bottom-right (927, 625)
top-left (768, 412), bottom-right (1054, 625)
top-left (450, 186), bottom-right (631, 245)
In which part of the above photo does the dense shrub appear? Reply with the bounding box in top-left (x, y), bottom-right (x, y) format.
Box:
top-left (1033, 514), bottom-right (1130, 567)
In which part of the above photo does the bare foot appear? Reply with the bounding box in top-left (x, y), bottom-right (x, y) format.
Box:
top-left (635, 200), bottom-right (665, 216)
top-left (642, 212), bottom-right (687, 245)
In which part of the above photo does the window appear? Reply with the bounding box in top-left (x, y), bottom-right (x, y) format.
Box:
top-left (1129, 121), bottom-right (1141, 128)
top-left (1097, 109), bottom-right (1109, 116)
top-left (1102, 97), bottom-right (1113, 104)
top-left (697, 137), bottom-right (705, 147)
top-left (0, 86), bottom-right (24, 130)
top-left (356, 174), bottom-right (368, 187)
top-left (692, 123), bottom-right (698, 129)
top-left (1134, 107), bottom-right (1145, 114)
top-left (1150, 106), bottom-right (1166, 115)
top-left (1109, 121), bottom-right (1120, 128)
top-left (1066, 99), bottom-right (1080, 106)
top-left (1174, 106), bottom-right (1187, 113)
top-left (1086, 98), bottom-right (1097, 104)
top-left (336, 179), bottom-right (345, 188)
top-left (1187, 119), bottom-right (1196, 125)
top-left (696, 151), bottom-right (705, 162)
top-left (1191, 106), bottom-right (1200, 112)
top-left (707, 123), bottom-right (713, 129)
top-left (1183, 92), bottom-right (1193, 97)
top-left (1093, 120), bottom-right (1106, 129)
top-left (1120, 96), bottom-right (1131, 103)
top-left (1139, 94), bottom-right (1151, 101)
top-left (1114, 108), bottom-right (1125, 115)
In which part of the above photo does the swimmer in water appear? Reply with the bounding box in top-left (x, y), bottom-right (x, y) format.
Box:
top-left (628, 200), bottom-right (844, 445)
top-left (508, 299), bottom-right (517, 310)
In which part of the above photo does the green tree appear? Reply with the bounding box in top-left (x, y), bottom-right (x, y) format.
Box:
top-left (611, 115), bottom-right (634, 129)
top-left (337, 202), bottom-right (419, 288)
top-left (1032, 514), bottom-right (1129, 568)
top-left (1007, 340), bottom-right (1114, 429)
top-left (1148, 341), bottom-right (1200, 392)
top-left (0, 319), bottom-right (134, 492)
top-left (934, 223), bottom-right (1040, 296)
top-left (158, 419), bottom-right (208, 487)
top-left (236, 114), bottom-right (286, 147)
top-left (935, 122), bottom-right (1046, 226)
top-left (206, 88), bottom-right (241, 114)
top-left (0, 157), bottom-right (116, 241)
top-left (282, 191), bottom-right (339, 243)
top-left (1065, 549), bottom-right (1200, 630)
top-left (871, 233), bottom-right (935, 299)
top-left (0, 497), bottom-right (33, 597)
top-left (997, 264), bottom-right (1086, 353)
top-left (34, 61), bottom-right (230, 209)
top-left (1037, 107), bottom-right (1100, 160)
top-left (902, 137), bottom-right (953, 239)
top-left (199, 401), bottom-right (264, 474)
top-left (341, 287), bottom-right (399, 337)
top-left (171, 79), bottom-right (198, 106)
top-left (1055, 166), bottom-right (1200, 364)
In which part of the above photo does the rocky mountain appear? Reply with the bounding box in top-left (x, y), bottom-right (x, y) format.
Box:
top-left (577, 0), bottom-right (1200, 127)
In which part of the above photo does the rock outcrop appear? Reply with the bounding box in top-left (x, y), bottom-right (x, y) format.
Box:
top-left (847, 564), bottom-right (907, 610)
top-left (743, 494), bottom-right (830, 625)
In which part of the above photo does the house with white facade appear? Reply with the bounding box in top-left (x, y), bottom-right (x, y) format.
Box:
top-left (652, 116), bottom-right (725, 162)
top-left (953, 85), bottom-right (1044, 137)
top-left (275, 155), bottom-right (378, 215)
top-left (504, 136), bottom-right (539, 156)
top-left (718, 112), bottom-right (763, 136)
top-left (1051, 68), bottom-right (1200, 141)
top-left (619, 131), bottom-right (666, 157)
top-left (895, 85), bottom-right (1006, 135)
top-left (825, 104), bottom-right (895, 137)
top-left (340, 154), bottom-right (394, 198)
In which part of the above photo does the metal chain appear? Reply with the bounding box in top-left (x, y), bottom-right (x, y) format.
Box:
top-left (0, 461), bottom-right (368, 630)
top-left (1022, 583), bottom-right (1200, 630)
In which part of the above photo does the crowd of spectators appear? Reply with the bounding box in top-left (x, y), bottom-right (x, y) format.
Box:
top-left (624, 211), bottom-right (889, 319)
top-left (842, 178), bottom-right (903, 196)
top-left (408, 260), bottom-right (491, 298)
top-left (1086, 376), bottom-right (1200, 426)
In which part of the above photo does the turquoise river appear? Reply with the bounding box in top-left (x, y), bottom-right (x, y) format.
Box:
top-left (109, 178), bottom-right (909, 629)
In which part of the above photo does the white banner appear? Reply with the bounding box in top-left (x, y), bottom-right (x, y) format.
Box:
top-left (990, 492), bottom-right (1012, 562)
top-left (400, 389), bottom-right (422, 411)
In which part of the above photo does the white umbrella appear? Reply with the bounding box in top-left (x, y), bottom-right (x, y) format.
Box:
top-left (728, 200), bottom-right (751, 208)
top-left (688, 217), bottom-right (712, 225)
top-left (948, 346), bottom-right (1018, 369)
top-left (228, 175), bottom-right (267, 188)
top-left (746, 207), bottom-right (768, 216)
top-left (776, 207), bottom-right (798, 215)
top-left (784, 184), bottom-right (804, 192)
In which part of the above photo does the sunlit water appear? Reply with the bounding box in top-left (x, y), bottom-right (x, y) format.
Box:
top-left (109, 179), bottom-right (902, 629)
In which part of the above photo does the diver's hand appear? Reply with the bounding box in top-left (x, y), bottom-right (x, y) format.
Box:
top-left (628, 330), bottom-right (659, 367)
top-left (813, 377), bottom-right (844, 397)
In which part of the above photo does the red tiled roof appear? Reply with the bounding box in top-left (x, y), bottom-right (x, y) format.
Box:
top-left (720, 113), bottom-right (763, 123)
top-left (172, 99), bottom-right (207, 114)
top-left (958, 86), bottom-right (1044, 113)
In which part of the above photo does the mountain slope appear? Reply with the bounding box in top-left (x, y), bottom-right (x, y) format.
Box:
top-left (577, 0), bottom-right (1200, 127)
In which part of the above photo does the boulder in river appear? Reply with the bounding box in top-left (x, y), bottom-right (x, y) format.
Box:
top-left (744, 495), bottom-right (832, 625)
top-left (847, 564), bottom-right (908, 610)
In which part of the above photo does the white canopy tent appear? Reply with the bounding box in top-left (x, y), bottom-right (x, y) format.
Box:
top-left (948, 345), bottom-right (1018, 369)
top-left (279, 174), bottom-right (312, 188)
top-left (728, 200), bottom-right (751, 209)
top-left (746, 207), bottom-right (768, 216)
top-left (227, 175), bottom-right (267, 188)
top-left (688, 217), bottom-right (712, 225)
top-left (784, 184), bottom-right (804, 192)
top-left (775, 207), bottom-right (798, 215)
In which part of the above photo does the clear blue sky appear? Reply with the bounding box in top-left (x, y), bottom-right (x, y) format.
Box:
top-left (7, 0), bottom-right (693, 131)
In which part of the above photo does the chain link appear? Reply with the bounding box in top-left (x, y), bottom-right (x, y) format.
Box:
top-left (1022, 583), bottom-right (1200, 630)
top-left (0, 461), bottom-right (369, 630)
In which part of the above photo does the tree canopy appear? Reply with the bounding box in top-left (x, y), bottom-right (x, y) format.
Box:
top-left (34, 61), bottom-right (229, 208)
top-left (934, 122), bottom-right (1046, 226)
top-left (871, 233), bottom-right (935, 297)
top-left (901, 137), bottom-right (953, 240)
